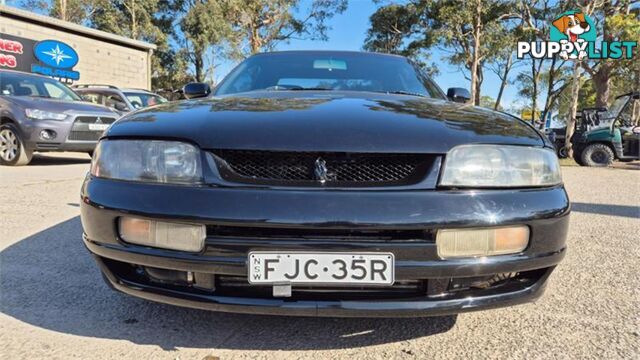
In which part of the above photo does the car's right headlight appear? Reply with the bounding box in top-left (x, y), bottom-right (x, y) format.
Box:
top-left (439, 144), bottom-right (561, 188)
top-left (91, 140), bottom-right (203, 184)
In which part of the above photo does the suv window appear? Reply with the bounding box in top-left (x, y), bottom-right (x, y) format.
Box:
top-left (104, 94), bottom-right (128, 111)
top-left (79, 92), bottom-right (105, 105)
top-left (0, 71), bottom-right (81, 100)
top-left (123, 92), bottom-right (167, 109)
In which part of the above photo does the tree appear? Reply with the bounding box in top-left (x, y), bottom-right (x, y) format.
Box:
top-left (229, 0), bottom-right (347, 55)
top-left (20, 0), bottom-right (99, 23)
top-left (580, 1), bottom-right (639, 108)
top-left (363, 2), bottom-right (437, 75)
top-left (179, 0), bottom-right (238, 82)
top-left (363, 3), bottom-right (422, 54)
top-left (563, 0), bottom-right (603, 159)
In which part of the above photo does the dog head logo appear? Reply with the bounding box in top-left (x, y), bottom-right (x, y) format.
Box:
top-left (550, 11), bottom-right (596, 59)
top-left (517, 9), bottom-right (636, 61)
top-left (552, 12), bottom-right (591, 42)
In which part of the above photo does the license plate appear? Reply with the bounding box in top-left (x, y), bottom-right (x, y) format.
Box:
top-left (88, 123), bottom-right (109, 131)
top-left (248, 252), bottom-right (394, 285)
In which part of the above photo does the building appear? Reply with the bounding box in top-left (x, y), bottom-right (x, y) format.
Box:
top-left (0, 5), bottom-right (156, 90)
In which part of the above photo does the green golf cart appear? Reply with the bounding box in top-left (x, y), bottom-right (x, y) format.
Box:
top-left (572, 92), bottom-right (640, 167)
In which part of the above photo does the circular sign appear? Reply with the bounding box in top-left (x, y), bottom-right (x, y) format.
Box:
top-left (33, 40), bottom-right (79, 69)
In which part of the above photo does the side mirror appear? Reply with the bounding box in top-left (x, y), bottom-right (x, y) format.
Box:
top-left (114, 102), bottom-right (129, 112)
top-left (447, 87), bottom-right (471, 103)
top-left (183, 82), bottom-right (211, 99)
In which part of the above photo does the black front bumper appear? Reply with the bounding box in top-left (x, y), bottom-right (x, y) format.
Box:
top-left (80, 177), bottom-right (570, 317)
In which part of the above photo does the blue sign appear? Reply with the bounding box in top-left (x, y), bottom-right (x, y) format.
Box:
top-left (32, 39), bottom-right (80, 81)
top-left (34, 40), bottom-right (79, 69)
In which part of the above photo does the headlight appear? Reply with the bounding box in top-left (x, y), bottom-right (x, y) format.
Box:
top-left (440, 145), bottom-right (561, 187)
top-left (25, 108), bottom-right (68, 120)
top-left (91, 140), bottom-right (203, 184)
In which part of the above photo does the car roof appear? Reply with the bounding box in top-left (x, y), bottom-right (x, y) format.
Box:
top-left (251, 50), bottom-right (408, 60)
top-left (74, 86), bottom-right (154, 94)
top-left (0, 68), bottom-right (59, 80)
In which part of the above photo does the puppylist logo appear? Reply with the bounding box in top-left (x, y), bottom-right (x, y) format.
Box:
top-left (518, 10), bottom-right (637, 60)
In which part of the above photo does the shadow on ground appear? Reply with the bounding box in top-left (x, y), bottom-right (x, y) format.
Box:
top-left (571, 202), bottom-right (639, 219)
top-left (29, 153), bottom-right (91, 166)
top-left (0, 217), bottom-right (455, 351)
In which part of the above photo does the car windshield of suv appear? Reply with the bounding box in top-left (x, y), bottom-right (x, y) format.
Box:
top-left (215, 53), bottom-right (444, 98)
top-left (124, 92), bottom-right (168, 109)
top-left (0, 72), bottom-right (81, 101)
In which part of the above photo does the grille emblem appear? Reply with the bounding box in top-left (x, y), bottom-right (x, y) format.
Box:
top-left (95, 117), bottom-right (102, 124)
top-left (313, 157), bottom-right (329, 184)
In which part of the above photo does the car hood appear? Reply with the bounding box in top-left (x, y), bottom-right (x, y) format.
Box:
top-left (7, 96), bottom-right (117, 115)
top-left (106, 91), bottom-right (544, 153)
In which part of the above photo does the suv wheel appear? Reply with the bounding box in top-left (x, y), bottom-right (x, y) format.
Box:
top-left (0, 124), bottom-right (33, 166)
top-left (581, 143), bottom-right (614, 167)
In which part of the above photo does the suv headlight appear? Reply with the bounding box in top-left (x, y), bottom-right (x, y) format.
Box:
top-left (440, 145), bottom-right (561, 187)
top-left (25, 108), bottom-right (68, 120)
top-left (91, 140), bottom-right (203, 184)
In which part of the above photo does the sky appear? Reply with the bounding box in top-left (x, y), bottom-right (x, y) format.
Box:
top-left (12, 0), bottom-right (530, 112)
top-left (214, 0), bottom-right (529, 112)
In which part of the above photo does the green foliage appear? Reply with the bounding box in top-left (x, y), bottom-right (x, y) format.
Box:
top-left (229, 0), bottom-right (348, 54)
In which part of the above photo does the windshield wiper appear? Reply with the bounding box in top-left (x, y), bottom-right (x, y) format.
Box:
top-left (289, 87), bottom-right (331, 91)
top-left (264, 86), bottom-right (331, 91)
top-left (378, 90), bottom-right (427, 98)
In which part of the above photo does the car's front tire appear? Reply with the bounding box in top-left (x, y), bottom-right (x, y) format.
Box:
top-left (580, 143), bottom-right (614, 167)
top-left (0, 123), bottom-right (33, 166)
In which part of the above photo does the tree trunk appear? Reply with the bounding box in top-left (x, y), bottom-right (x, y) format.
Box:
top-left (250, 25), bottom-right (261, 54)
top-left (530, 59), bottom-right (538, 127)
top-left (494, 55), bottom-right (512, 111)
top-left (593, 64), bottom-right (611, 108)
top-left (469, 0), bottom-right (482, 106)
top-left (194, 50), bottom-right (204, 82)
top-left (541, 56), bottom-right (558, 124)
top-left (59, 0), bottom-right (67, 21)
top-left (565, 61), bottom-right (582, 159)
top-left (474, 65), bottom-right (483, 106)
top-left (130, 2), bottom-right (138, 40)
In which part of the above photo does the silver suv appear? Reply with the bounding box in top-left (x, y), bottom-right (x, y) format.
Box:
top-left (73, 84), bottom-right (167, 114)
top-left (0, 69), bottom-right (119, 166)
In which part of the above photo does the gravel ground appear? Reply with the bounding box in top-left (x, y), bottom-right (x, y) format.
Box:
top-left (1, 152), bottom-right (638, 360)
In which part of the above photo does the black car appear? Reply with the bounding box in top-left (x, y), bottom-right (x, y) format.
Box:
top-left (81, 51), bottom-right (569, 317)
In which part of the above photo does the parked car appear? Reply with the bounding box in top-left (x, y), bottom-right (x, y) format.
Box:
top-left (73, 84), bottom-right (167, 114)
top-left (0, 70), bottom-right (119, 166)
top-left (81, 51), bottom-right (569, 317)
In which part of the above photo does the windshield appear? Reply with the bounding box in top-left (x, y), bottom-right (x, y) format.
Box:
top-left (215, 52), bottom-right (444, 98)
top-left (0, 71), bottom-right (81, 101)
top-left (123, 92), bottom-right (167, 109)
top-left (601, 96), bottom-right (629, 120)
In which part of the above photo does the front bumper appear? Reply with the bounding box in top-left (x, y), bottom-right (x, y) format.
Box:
top-left (81, 177), bottom-right (570, 317)
top-left (21, 112), bottom-right (116, 152)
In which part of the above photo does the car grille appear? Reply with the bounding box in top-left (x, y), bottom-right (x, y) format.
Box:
top-left (208, 225), bottom-right (435, 242)
top-left (74, 116), bottom-right (117, 124)
top-left (68, 116), bottom-right (116, 141)
top-left (212, 150), bottom-right (434, 187)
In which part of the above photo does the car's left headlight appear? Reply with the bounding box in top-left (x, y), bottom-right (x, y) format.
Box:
top-left (440, 144), bottom-right (561, 187)
top-left (91, 140), bottom-right (203, 184)
top-left (25, 108), bottom-right (68, 121)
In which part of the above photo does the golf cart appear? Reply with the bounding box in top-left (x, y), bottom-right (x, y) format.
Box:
top-left (572, 92), bottom-right (640, 167)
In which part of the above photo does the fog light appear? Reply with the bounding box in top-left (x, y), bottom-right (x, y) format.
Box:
top-left (436, 226), bottom-right (529, 259)
top-left (39, 129), bottom-right (56, 140)
top-left (119, 217), bottom-right (205, 252)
